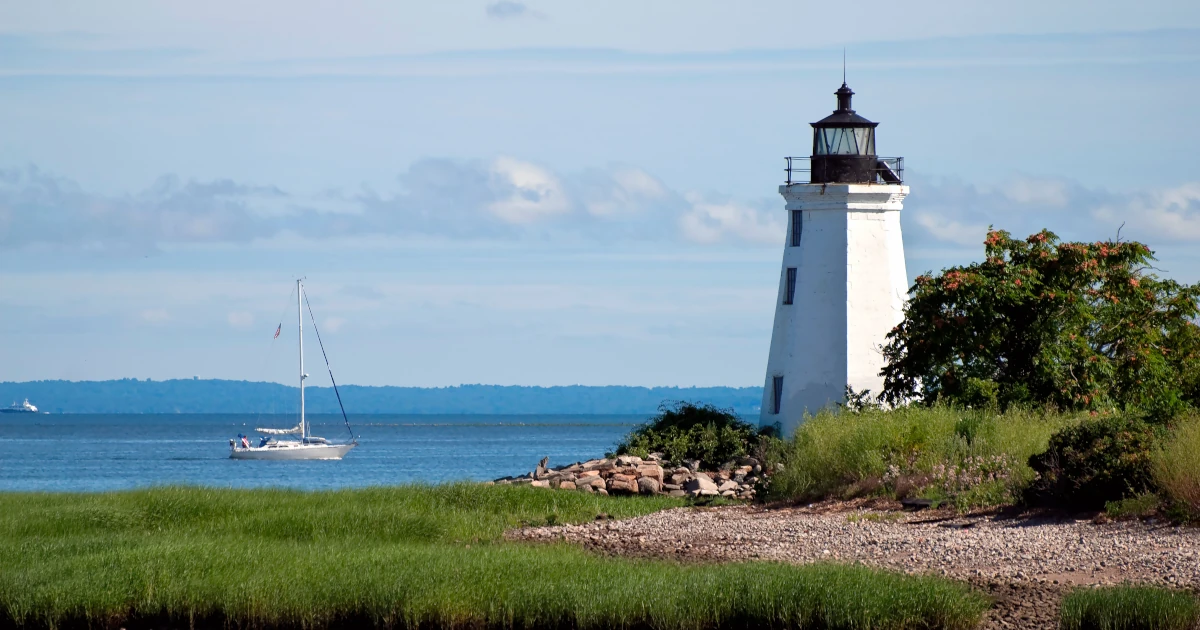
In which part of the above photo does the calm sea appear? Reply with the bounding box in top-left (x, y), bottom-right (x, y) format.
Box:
top-left (0, 414), bottom-right (639, 492)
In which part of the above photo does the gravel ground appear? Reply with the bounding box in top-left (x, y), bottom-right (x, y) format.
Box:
top-left (510, 501), bottom-right (1200, 629)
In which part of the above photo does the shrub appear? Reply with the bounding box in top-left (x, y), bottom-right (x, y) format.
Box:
top-left (1153, 414), bottom-right (1200, 519)
top-left (764, 405), bottom-right (1074, 507)
top-left (880, 228), bottom-right (1200, 417)
top-left (1060, 586), bottom-right (1199, 630)
top-left (613, 401), bottom-right (775, 467)
top-left (1025, 414), bottom-right (1163, 511)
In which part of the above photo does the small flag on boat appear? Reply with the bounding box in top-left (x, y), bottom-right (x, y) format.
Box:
top-left (273, 323), bottom-right (281, 339)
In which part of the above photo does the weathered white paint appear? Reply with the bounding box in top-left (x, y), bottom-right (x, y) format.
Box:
top-left (760, 183), bottom-right (909, 435)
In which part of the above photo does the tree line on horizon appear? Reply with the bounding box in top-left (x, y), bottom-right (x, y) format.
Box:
top-left (0, 380), bottom-right (764, 415)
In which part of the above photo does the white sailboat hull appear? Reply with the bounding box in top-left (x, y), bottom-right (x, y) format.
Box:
top-left (230, 442), bottom-right (356, 460)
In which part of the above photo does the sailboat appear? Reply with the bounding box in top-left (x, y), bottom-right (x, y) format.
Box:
top-left (230, 279), bottom-right (357, 460)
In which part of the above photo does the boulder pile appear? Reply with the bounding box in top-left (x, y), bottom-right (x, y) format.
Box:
top-left (490, 454), bottom-right (764, 500)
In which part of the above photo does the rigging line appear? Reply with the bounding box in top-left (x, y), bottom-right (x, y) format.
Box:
top-left (302, 291), bottom-right (354, 440)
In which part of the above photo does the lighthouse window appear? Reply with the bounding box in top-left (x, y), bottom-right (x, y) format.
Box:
top-left (790, 210), bottom-right (803, 246)
top-left (772, 376), bottom-right (784, 414)
top-left (784, 267), bottom-right (797, 305)
top-left (814, 127), bottom-right (874, 156)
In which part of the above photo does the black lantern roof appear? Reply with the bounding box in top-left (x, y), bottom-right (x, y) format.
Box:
top-left (811, 83), bottom-right (877, 128)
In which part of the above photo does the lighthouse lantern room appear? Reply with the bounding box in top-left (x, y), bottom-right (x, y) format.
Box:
top-left (761, 83), bottom-right (909, 435)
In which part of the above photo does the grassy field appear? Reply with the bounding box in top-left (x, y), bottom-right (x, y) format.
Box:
top-left (0, 485), bottom-right (988, 630)
top-left (764, 405), bottom-right (1083, 508)
top-left (1060, 586), bottom-right (1200, 630)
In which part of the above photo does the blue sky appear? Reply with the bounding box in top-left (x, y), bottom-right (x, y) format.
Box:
top-left (2, 1), bottom-right (1199, 387)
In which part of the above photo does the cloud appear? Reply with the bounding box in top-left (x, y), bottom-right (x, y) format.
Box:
top-left (486, 157), bottom-right (569, 223)
top-left (0, 166), bottom-right (285, 252)
top-left (903, 175), bottom-right (1200, 251)
top-left (0, 160), bottom-right (782, 251)
top-left (679, 194), bottom-right (782, 245)
top-left (13, 160), bottom-right (1193, 257)
top-left (485, 1), bottom-right (530, 19)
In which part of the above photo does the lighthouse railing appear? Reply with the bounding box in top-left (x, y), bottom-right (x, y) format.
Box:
top-left (784, 156), bottom-right (904, 185)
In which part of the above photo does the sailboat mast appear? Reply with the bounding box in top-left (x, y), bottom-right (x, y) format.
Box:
top-left (298, 278), bottom-right (306, 440)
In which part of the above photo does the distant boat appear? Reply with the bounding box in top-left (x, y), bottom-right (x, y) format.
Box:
top-left (230, 279), bottom-right (357, 461)
top-left (0, 399), bottom-right (38, 414)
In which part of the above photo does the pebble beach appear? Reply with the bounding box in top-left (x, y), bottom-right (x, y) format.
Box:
top-left (512, 501), bottom-right (1200, 629)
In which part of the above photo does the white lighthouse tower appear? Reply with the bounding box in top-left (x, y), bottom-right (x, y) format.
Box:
top-left (760, 83), bottom-right (909, 435)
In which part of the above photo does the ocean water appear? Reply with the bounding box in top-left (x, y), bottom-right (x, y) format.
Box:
top-left (0, 414), bottom-right (639, 492)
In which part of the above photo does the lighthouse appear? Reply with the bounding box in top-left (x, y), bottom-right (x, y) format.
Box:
top-left (760, 83), bottom-right (908, 435)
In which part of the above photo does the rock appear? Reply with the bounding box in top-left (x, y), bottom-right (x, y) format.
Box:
top-left (668, 489), bottom-right (687, 497)
top-left (582, 458), bottom-right (613, 471)
top-left (673, 467), bottom-right (690, 476)
top-left (534, 456), bottom-right (550, 479)
top-left (721, 490), bottom-right (736, 497)
top-left (581, 476), bottom-right (606, 490)
top-left (510, 478), bottom-right (533, 486)
top-left (577, 482), bottom-right (595, 493)
top-left (637, 477), bottom-right (661, 495)
top-left (683, 459), bottom-right (701, 472)
top-left (530, 480), bottom-right (550, 488)
top-left (900, 497), bottom-right (935, 510)
top-left (662, 483), bottom-right (681, 492)
top-left (684, 473), bottom-right (719, 496)
top-left (647, 452), bottom-right (664, 462)
top-left (595, 487), bottom-right (608, 496)
top-left (670, 473), bottom-right (692, 485)
top-left (716, 480), bottom-right (739, 493)
top-left (753, 464), bottom-right (763, 474)
top-left (615, 455), bottom-right (643, 467)
top-left (577, 470), bottom-right (601, 480)
top-left (559, 480), bottom-right (577, 491)
top-left (608, 474), bottom-right (638, 494)
top-left (635, 463), bottom-right (664, 484)
top-left (738, 456), bottom-right (760, 467)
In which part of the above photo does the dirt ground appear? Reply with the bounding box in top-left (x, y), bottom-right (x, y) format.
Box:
top-left (510, 500), bottom-right (1200, 629)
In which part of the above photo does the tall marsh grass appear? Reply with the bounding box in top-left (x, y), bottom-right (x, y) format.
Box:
top-left (0, 485), bottom-right (988, 630)
top-left (1060, 586), bottom-right (1200, 630)
top-left (765, 406), bottom-right (1083, 507)
top-left (1154, 414), bottom-right (1200, 519)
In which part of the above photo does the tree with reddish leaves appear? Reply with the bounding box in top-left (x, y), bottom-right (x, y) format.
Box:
top-left (880, 228), bottom-right (1200, 419)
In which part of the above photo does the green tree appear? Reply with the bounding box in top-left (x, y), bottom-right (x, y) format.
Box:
top-left (880, 228), bottom-right (1200, 417)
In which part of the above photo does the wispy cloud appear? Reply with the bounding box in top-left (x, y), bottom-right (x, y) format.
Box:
top-left (6, 162), bottom-right (1194, 257)
top-left (905, 174), bottom-right (1200, 249)
top-left (485, 1), bottom-right (532, 20)
top-left (0, 160), bottom-right (780, 251)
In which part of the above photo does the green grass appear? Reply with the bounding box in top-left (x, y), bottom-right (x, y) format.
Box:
top-left (1104, 493), bottom-right (1161, 519)
top-left (0, 485), bottom-right (988, 630)
top-left (1155, 413), bottom-right (1200, 520)
top-left (1060, 586), bottom-right (1200, 630)
top-left (765, 405), bottom-right (1083, 508)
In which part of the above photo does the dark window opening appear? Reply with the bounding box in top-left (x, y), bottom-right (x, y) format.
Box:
top-left (791, 210), bottom-right (803, 246)
top-left (784, 267), bottom-right (797, 305)
top-left (772, 376), bottom-right (784, 414)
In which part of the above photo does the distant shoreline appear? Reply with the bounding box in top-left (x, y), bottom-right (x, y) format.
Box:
top-left (0, 379), bottom-right (764, 415)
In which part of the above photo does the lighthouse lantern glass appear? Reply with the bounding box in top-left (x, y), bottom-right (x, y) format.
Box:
top-left (814, 127), bottom-right (875, 156)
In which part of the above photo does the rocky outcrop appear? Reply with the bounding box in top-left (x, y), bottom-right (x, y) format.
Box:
top-left (490, 454), bottom-right (762, 500)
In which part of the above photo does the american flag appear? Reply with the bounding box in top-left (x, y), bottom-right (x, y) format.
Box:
top-left (273, 323), bottom-right (281, 339)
